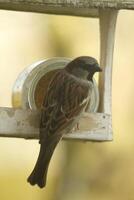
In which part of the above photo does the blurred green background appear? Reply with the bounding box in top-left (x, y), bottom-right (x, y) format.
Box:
top-left (0, 9), bottom-right (134, 200)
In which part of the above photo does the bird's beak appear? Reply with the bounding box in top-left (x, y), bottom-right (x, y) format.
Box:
top-left (95, 64), bottom-right (102, 72)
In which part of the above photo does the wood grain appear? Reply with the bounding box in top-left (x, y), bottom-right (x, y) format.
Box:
top-left (0, 0), bottom-right (133, 17)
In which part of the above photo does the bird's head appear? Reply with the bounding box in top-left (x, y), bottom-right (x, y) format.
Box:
top-left (65, 56), bottom-right (102, 81)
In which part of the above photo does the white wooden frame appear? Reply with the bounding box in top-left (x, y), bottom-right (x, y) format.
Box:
top-left (0, 3), bottom-right (119, 141)
top-left (0, 107), bottom-right (112, 141)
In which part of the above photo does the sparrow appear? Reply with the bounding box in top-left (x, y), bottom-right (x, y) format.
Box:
top-left (27, 56), bottom-right (102, 188)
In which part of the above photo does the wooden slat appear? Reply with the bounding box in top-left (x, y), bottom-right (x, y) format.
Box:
top-left (98, 10), bottom-right (118, 114)
top-left (0, 0), bottom-right (99, 17)
top-left (0, 107), bottom-right (112, 141)
top-left (0, 0), bottom-right (134, 17)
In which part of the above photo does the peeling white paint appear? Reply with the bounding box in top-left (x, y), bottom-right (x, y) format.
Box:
top-left (0, 107), bottom-right (112, 141)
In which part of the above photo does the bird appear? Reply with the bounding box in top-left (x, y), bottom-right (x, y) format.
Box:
top-left (27, 56), bottom-right (102, 188)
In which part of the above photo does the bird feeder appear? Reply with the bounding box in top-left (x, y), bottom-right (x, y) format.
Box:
top-left (0, 0), bottom-right (127, 142)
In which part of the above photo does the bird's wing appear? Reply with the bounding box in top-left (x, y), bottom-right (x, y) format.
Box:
top-left (39, 70), bottom-right (92, 143)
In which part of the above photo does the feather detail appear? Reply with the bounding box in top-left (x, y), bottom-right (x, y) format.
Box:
top-left (27, 69), bottom-right (93, 188)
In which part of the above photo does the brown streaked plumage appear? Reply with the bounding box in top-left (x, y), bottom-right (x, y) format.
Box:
top-left (27, 56), bottom-right (102, 188)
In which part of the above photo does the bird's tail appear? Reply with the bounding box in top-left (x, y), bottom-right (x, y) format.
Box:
top-left (27, 139), bottom-right (58, 188)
